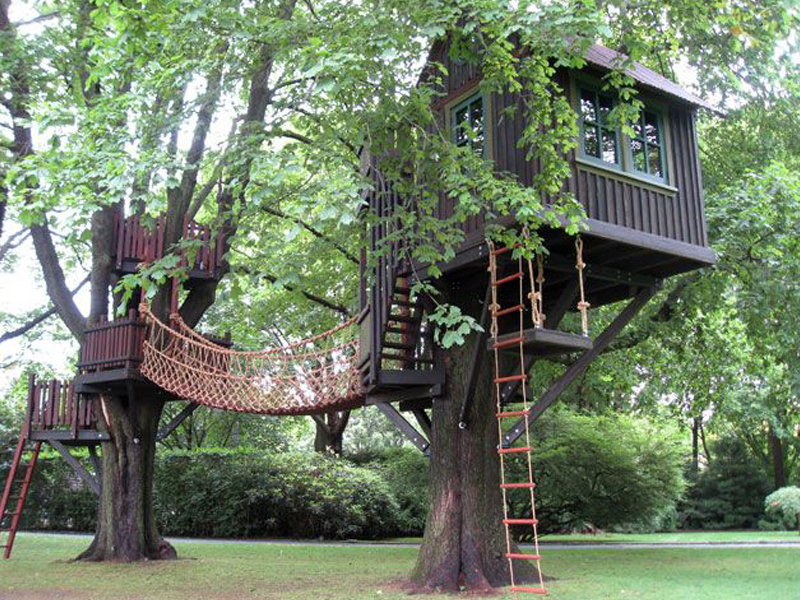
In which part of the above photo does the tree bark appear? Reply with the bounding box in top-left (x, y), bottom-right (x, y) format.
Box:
top-left (409, 325), bottom-right (537, 592)
top-left (313, 411), bottom-right (350, 454)
top-left (77, 395), bottom-right (175, 561)
top-left (768, 424), bottom-right (786, 489)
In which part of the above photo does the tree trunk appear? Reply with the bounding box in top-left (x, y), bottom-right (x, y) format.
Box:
top-left (313, 411), bottom-right (350, 455)
top-left (76, 394), bottom-right (176, 561)
top-left (409, 328), bottom-right (537, 592)
top-left (768, 424), bottom-right (786, 489)
top-left (690, 417), bottom-right (700, 474)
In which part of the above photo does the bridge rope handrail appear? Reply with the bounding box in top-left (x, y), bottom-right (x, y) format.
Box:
top-left (137, 303), bottom-right (365, 415)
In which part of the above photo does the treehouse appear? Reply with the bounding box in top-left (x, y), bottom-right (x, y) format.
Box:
top-left (358, 40), bottom-right (716, 413)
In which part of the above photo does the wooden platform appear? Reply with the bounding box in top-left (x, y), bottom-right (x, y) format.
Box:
top-left (74, 368), bottom-right (178, 401)
top-left (487, 328), bottom-right (592, 356)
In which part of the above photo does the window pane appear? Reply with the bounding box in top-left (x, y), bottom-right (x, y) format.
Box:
top-left (470, 100), bottom-right (485, 151)
top-left (645, 112), bottom-right (660, 147)
top-left (631, 138), bottom-right (646, 172)
top-left (632, 115), bottom-right (644, 140)
top-left (454, 106), bottom-right (469, 146)
top-left (584, 125), bottom-right (599, 157)
top-left (601, 128), bottom-right (617, 163)
top-left (598, 95), bottom-right (613, 123)
top-left (580, 90), bottom-right (597, 123)
top-left (648, 144), bottom-right (663, 177)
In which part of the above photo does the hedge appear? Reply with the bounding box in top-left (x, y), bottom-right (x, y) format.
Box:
top-left (11, 448), bottom-right (422, 540)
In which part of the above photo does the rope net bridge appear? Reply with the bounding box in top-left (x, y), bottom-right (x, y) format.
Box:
top-left (138, 304), bottom-right (365, 415)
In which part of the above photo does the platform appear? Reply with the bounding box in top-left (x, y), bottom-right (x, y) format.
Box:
top-left (487, 327), bottom-right (593, 356)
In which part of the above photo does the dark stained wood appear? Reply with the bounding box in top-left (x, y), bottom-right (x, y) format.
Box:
top-left (487, 327), bottom-right (592, 356)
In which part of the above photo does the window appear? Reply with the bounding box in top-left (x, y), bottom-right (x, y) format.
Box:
top-left (630, 110), bottom-right (665, 179)
top-left (451, 92), bottom-right (486, 156)
top-left (579, 88), bottom-right (618, 165)
top-left (578, 84), bottom-right (668, 184)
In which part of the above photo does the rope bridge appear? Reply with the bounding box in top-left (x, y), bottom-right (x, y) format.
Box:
top-left (138, 304), bottom-right (365, 415)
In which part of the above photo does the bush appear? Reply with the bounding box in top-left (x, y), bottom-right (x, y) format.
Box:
top-left (508, 409), bottom-right (686, 534)
top-left (350, 446), bottom-right (429, 534)
top-left (680, 436), bottom-right (770, 529)
top-left (763, 487), bottom-right (800, 533)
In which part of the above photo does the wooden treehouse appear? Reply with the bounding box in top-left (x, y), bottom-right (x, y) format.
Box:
top-left (357, 41), bottom-right (715, 451)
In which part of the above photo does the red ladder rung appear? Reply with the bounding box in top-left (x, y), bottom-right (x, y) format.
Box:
top-left (494, 374), bottom-right (527, 384)
top-left (502, 518), bottom-right (539, 525)
top-left (492, 272), bottom-right (523, 287)
top-left (494, 336), bottom-right (523, 350)
top-left (506, 553), bottom-right (542, 560)
top-left (510, 586), bottom-right (547, 594)
top-left (501, 482), bottom-right (536, 489)
top-left (497, 410), bottom-right (529, 418)
top-left (499, 446), bottom-right (531, 454)
top-left (490, 244), bottom-right (519, 257)
top-left (494, 303), bottom-right (524, 317)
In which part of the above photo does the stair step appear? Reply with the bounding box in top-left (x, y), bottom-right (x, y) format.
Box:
top-left (501, 482), bottom-right (536, 490)
top-left (502, 518), bottom-right (538, 526)
top-left (383, 341), bottom-right (416, 351)
top-left (381, 352), bottom-right (434, 364)
top-left (506, 553), bottom-right (542, 560)
top-left (392, 299), bottom-right (421, 309)
top-left (509, 586), bottom-right (546, 594)
top-left (385, 325), bottom-right (419, 335)
top-left (387, 314), bottom-right (417, 324)
top-left (498, 446), bottom-right (531, 454)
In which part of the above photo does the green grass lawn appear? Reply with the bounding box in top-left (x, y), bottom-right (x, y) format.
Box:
top-left (1, 534), bottom-right (798, 600)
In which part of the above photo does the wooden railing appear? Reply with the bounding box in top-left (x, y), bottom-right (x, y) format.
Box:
top-left (112, 210), bottom-right (225, 279)
top-left (23, 375), bottom-right (96, 439)
top-left (77, 310), bottom-right (146, 373)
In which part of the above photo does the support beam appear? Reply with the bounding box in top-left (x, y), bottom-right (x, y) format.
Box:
top-left (458, 278), bottom-right (493, 429)
top-left (375, 403), bottom-right (430, 455)
top-left (157, 402), bottom-right (200, 442)
top-left (502, 285), bottom-right (657, 447)
top-left (547, 254), bottom-right (658, 288)
top-left (412, 408), bottom-right (432, 440)
top-left (88, 445), bottom-right (102, 482)
top-left (49, 440), bottom-right (100, 496)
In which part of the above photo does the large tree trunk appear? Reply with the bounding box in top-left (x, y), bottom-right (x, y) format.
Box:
top-left (409, 328), bottom-right (537, 592)
top-left (313, 411), bottom-right (350, 454)
top-left (77, 395), bottom-right (176, 561)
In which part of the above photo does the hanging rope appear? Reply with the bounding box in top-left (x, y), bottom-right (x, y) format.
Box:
top-left (522, 229), bottom-right (545, 329)
top-left (575, 236), bottom-right (590, 337)
top-left (138, 304), bottom-right (364, 415)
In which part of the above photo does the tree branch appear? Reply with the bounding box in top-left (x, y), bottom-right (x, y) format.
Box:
top-left (261, 205), bottom-right (359, 264)
top-left (0, 274), bottom-right (90, 345)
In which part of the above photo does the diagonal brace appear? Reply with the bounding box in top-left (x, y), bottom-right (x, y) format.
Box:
top-left (49, 440), bottom-right (100, 496)
top-left (375, 404), bottom-right (430, 455)
top-left (157, 402), bottom-right (200, 442)
top-left (502, 285), bottom-right (658, 447)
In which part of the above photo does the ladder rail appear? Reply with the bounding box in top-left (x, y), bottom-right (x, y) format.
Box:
top-left (1, 435), bottom-right (41, 559)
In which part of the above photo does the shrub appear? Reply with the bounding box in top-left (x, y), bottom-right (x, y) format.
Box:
top-left (507, 409), bottom-right (686, 534)
top-left (763, 487), bottom-right (800, 533)
top-left (350, 446), bottom-right (429, 534)
top-left (680, 436), bottom-right (770, 529)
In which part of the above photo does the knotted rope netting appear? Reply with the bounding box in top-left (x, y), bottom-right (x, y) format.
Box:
top-left (138, 304), bottom-right (365, 415)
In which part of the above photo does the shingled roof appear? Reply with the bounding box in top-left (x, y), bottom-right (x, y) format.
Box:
top-left (583, 44), bottom-right (715, 111)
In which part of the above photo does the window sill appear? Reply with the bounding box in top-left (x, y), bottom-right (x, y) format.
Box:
top-left (575, 157), bottom-right (679, 196)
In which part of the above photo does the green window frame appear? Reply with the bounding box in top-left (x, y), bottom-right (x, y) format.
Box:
top-left (628, 109), bottom-right (667, 182)
top-left (578, 83), bottom-right (669, 184)
top-left (451, 92), bottom-right (487, 157)
top-left (578, 87), bottom-right (620, 167)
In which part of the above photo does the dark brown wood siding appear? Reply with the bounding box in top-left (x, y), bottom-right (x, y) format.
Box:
top-left (426, 43), bottom-right (709, 249)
